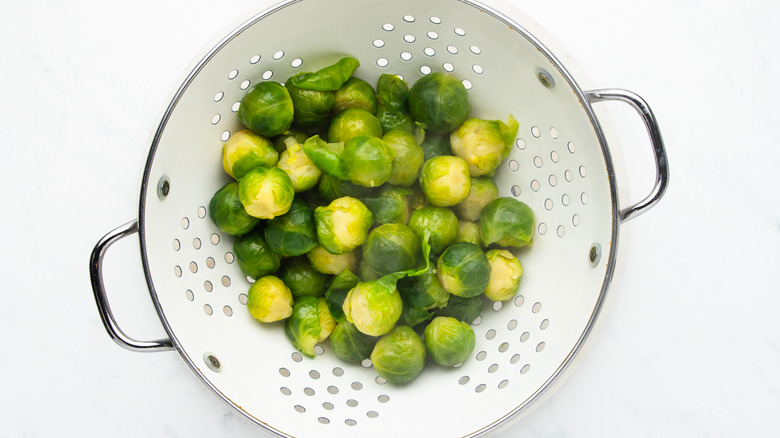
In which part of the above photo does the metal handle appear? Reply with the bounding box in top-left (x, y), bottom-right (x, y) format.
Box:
top-left (89, 220), bottom-right (175, 352)
top-left (586, 88), bottom-right (669, 222)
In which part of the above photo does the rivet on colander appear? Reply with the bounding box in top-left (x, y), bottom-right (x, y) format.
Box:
top-left (203, 352), bottom-right (222, 372)
top-left (537, 69), bottom-right (555, 89)
top-left (157, 176), bottom-right (170, 199)
top-left (589, 243), bottom-right (602, 267)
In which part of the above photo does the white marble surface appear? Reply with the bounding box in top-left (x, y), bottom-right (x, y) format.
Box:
top-left (2, 0), bottom-right (779, 436)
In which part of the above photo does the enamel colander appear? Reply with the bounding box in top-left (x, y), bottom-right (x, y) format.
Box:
top-left (90, 0), bottom-right (669, 436)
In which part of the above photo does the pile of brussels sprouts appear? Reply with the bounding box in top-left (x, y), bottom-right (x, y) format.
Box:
top-left (208, 57), bottom-right (535, 384)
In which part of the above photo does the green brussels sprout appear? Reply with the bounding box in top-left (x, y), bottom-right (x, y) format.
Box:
top-left (307, 245), bottom-right (359, 276)
top-left (484, 249), bottom-right (523, 302)
top-left (342, 279), bottom-right (403, 336)
top-left (433, 294), bottom-right (483, 324)
top-left (222, 129), bottom-right (279, 179)
top-left (408, 72), bottom-right (470, 134)
top-left (424, 316), bottom-right (476, 367)
top-left (450, 116), bottom-right (519, 176)
top-left (333, 77), bottom-right (377, 114)
top-left (317, 174), bottom-right (376, 201)
top-left (330, 320), bottom-right (378, 362)
top-left (272, 129), bottom-right (309, 153)
top-left (317, 297), bottom-right (337, 341)
top-left (279, 255), bottom-right (330, 298)
top-left (238, 81), bottom-right (294, 137)
top-left (408, 206), bottom-right (459, 255)
top-left (382, 130), bottom-right (425, 187)
top-left (376, 74), bottom-right (414, 134)
top-left (370, 326), bottom-right (427, 384)
top-left (314, 196), bottom-right (373, 254)
top-left (397, 264), bottom-right (450, 311)
top-left (360, 185), bottom-right (416, 225)
top-left (324, 269), bottom-right (361, 321)
top-left (362, 223), bottom-right (422, 277)
top-left (238, 166), bottom-right (295, 219)
top-left (290, 57), bottom-right (360, 91)
top-left (341, 135), bottom-right (395, 187)
top-left (479, 197), bottom-right (535, 247)
top-left (285, 296), bottom-right (321, 357)
top-left (437, 242), bottom-right (490, 297)
top-left (276, 137), bottom-right (321, 192)
top-left (457, 220), bottom-right (483, 247)
top-left (234, 227), bottom-right (282, 279)
top-left (302, 135), bottom-right (349, 181)
top-left (247, 275), bottom-right (293, 322)
top-left (376, 103), bottom-right (414, 134)
top-left (286, 73), bottom-right (336, 129)
top-left (328, 108), bottom-right (383, 143)
top-left (208, 181), bottom-right (260, 236)
top-left (264, 198), bottom-right (318, 256)
top-left (420, 133), bottom-right (453, 161)
top-left (453, 177), bottom-right (499, 221)
top-left (419, 155), bottom-right (471, 207)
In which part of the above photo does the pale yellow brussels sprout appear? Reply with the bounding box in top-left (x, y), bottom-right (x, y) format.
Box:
top-left (306, 244), bottom-right (359, 275)
top-left (419, 155), bottom-right (471, 207)
top-left (453, 177), bottom-right (499, 222)
top-left (314, 196), bottom-right (373, 254)
top-left (247, 275), bottom-right (293, 322)
top-left (238, 166), bottom-right (295, 219)
top-left (484, 249), bottom-right (523, 301)
top-left (450, 116), bottom-right (519, 177)
top-left (317, 297), bottom-right (337, 342)
top-left (457, 220), bottom-right (483, 247)
top-left (276, 137), bottom-right (321, 192)
top-left (222, 129), bottom-right (279, 179)
top-left (342, 279), bottom-right (403, 337)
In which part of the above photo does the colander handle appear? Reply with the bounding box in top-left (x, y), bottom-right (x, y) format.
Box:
top-left (586, 89), bottom-right (669, 222)
top-left (90, 220), bottom-right (175, 352)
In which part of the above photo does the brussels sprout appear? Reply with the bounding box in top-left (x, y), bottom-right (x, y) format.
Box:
top-left (279, 255), bottom-right (330, 298)
top-left (484, 249), bottom-right (523, 302)
top-left (376, 74), bottom-right (414, 134)
top-left (370, 326), bottom-right (427, 384)
top-left (457, 220), bottom-right (483, 247)
top-left (264, 198), bottom-right (318, 256)
top-left (397, 264), bottom-right (450, 311)
top-left (437, 242), bottom-right (490, 297)
top-left (360, 185), bottom-right (416, 225)
top-left (433, 294), bottom-right (483, 324)
top-left (324, 269), bottom-right (361, 321)
top-left (408, 72), bottom-right (470, 134)
top-left (222, 129), bottom-right (279, 179)
top-left (330, 320), bottom-right (378, 362)
top-left (450, 116), bottom-right (519, 176)
top-left (317, 174), bottom-right (376, 202)
top-left (328, 108), bottom-right (383, 143)
top-left (333, 77), bottom-right (377, 114)
top-left (238, 166), bottom-right (295, 219)
top-left (272, 129), bottom-right (309, 153)
top-left (247, 275), bottom-right (293, 322)
top-left (286, 74), bottom-right (336, 129)
top-left (238, 81), bottom-right (294, 137)
top-left (342, 279), bottom-right (403, 336)
top-left (314, 197), bottom-right (373, 254)
top-left (362, 223), bottom-right (421, 277)
top-left (479, 197), bottom-right (535, 247)
top-left (341, 136), bottom-right (395, 187)
top-left (285, 296), bottom-right (321, 357)
top-left (307, 244), bottom-right (359, 276)
top-left (420, 133), bottom-right (453, 161)
top-left (208, 181), bottom-right (260, 235)
top-left (453, 177), bottom-right (499, 221)
top-left (376, 103), bottom-right (415, 134)
top-left (408, 206), bottom-right (459, 255)
top-left (234, 227), bottom-right (282, 279)
top-left (317, 297), bottom-right (337, 341)
top-left (419, 155), bottom-right (471, 207)
top-left (276, 137), bottom-right (321, 192)
top-left (382, 130), bottom-right (425, 187)
top-left (290, 57), bottom-right (360, 91)
top-left (300, 135), bottom-right (348, 181)
top-left (424, 316), bottom-right (476, 367)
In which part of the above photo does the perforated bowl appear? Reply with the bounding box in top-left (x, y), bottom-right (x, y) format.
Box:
top-left (89, 0), bottom-right (668, 436)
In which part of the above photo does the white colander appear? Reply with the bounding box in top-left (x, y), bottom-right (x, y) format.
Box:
top-left (90, 0), bottom-right (669, 436)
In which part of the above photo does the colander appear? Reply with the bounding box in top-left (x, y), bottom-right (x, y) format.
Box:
top-left (89, 0), bottom-right (669, 436)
